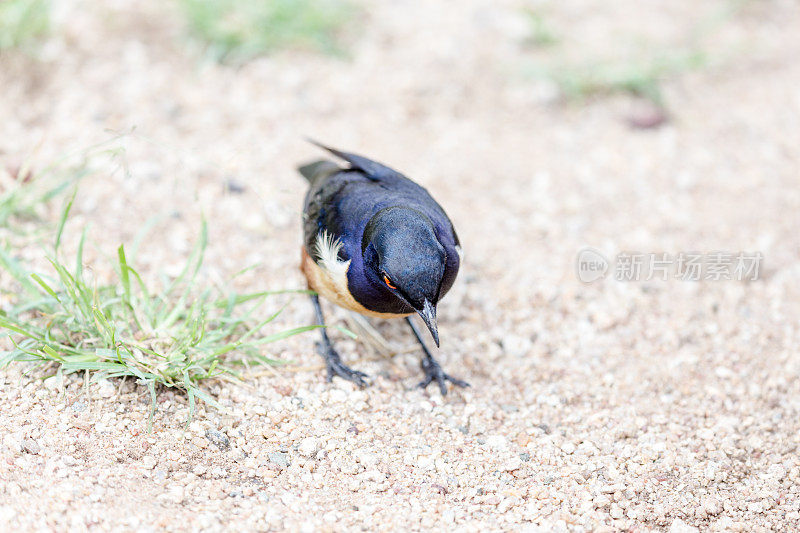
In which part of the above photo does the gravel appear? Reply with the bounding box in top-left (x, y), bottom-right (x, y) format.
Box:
top-left (2, 0), bottom-right (800, 531)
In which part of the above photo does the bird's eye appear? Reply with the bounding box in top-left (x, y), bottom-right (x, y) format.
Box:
top-left (382, 274), bottom-right (396, 289)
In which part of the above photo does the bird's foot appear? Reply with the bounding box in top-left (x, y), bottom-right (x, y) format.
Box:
top-left (418, 357), bottom-right (470, 396)
top-left (315, 341), bottom-right (368, 388)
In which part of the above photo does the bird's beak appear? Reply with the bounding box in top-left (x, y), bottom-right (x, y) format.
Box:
top-left (417, 299), bottom-right (439, 347)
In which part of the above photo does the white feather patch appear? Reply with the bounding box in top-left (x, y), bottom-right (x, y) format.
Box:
top-left (455, 244), bottom-right (464, 262)
top-left (314, 230), bottom-right (350, 279)
top-left (305, 230), bottom-right (411, 318)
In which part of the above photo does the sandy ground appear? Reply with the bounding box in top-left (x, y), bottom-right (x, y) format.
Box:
top-left (2, 0), bottom-right (800, 530)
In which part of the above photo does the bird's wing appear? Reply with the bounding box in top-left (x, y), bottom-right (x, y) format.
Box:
top-left (307, 140), bottom-right (404, 182)
top-left (302, 171), bottom-right (353, 262)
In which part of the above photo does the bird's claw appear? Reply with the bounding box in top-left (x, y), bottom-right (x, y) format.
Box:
top-left (327, 360), bottom-right (369, 388)
top-left (418, 357), bottom-right (470, 396)
top-left (316, 342), bottom-right (369, 388)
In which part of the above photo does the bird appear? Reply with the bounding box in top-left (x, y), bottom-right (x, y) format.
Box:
top-left (298, 141), bottom-right (468, 395)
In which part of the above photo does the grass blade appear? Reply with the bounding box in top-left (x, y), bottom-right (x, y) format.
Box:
top-left (54, 188), bottom-right (76, 253)
top-left (118, 245), bottom-right (132, 306)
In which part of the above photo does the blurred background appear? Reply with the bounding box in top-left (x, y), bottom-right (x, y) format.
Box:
top-left (2, 0), bottom-right (800, 529)
top-left (2, 0), bottom-right (798, 265)
top-left (3, 0), bottom-right (798, 332)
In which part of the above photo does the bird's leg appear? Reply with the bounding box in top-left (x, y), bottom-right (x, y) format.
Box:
top-left (310, 294), bottom-right (368, 387)
top-left (405, 317), bottom-right (469, 395)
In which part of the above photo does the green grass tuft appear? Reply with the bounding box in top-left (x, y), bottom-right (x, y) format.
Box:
top-left (1, 138), bottom-right (123, 233)
top-left (0, 160), bottom-right (83, 231)
top-left (0, 0), bottom-right (51, 50)
top-left (0, 198), bottom-right (335, 423)
top-left (179, 0), bottom-right (357, 62)
top-left (544, 50), bottom-right (708, 106)
top-left (526, 0), bottom-right (748, 106)
top-left (521, 8), bottom-right (558, 48)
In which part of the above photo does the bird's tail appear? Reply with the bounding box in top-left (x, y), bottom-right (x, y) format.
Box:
top-left (297, 160), bottom-right (339, 185)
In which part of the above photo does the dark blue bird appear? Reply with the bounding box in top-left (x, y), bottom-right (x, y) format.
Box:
top-left (299, 142), bottom-right (468, 395)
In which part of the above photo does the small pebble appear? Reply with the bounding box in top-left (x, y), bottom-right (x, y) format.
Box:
top-left (205, 429), bottom-right (230, 451)
top-left (669, 518), bottom-right (699, 533)
top-left (224, 178), bottom-right (246, 194)
top-left (269, 452), bottom-right (290, 468)
top-left (297, 437), bottom-right (318, 457)
top-left (22, 439), bottom-right (40, 455)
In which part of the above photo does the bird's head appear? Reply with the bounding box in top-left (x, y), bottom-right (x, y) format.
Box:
top-left (363, 207), bottom-right (446, 346)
